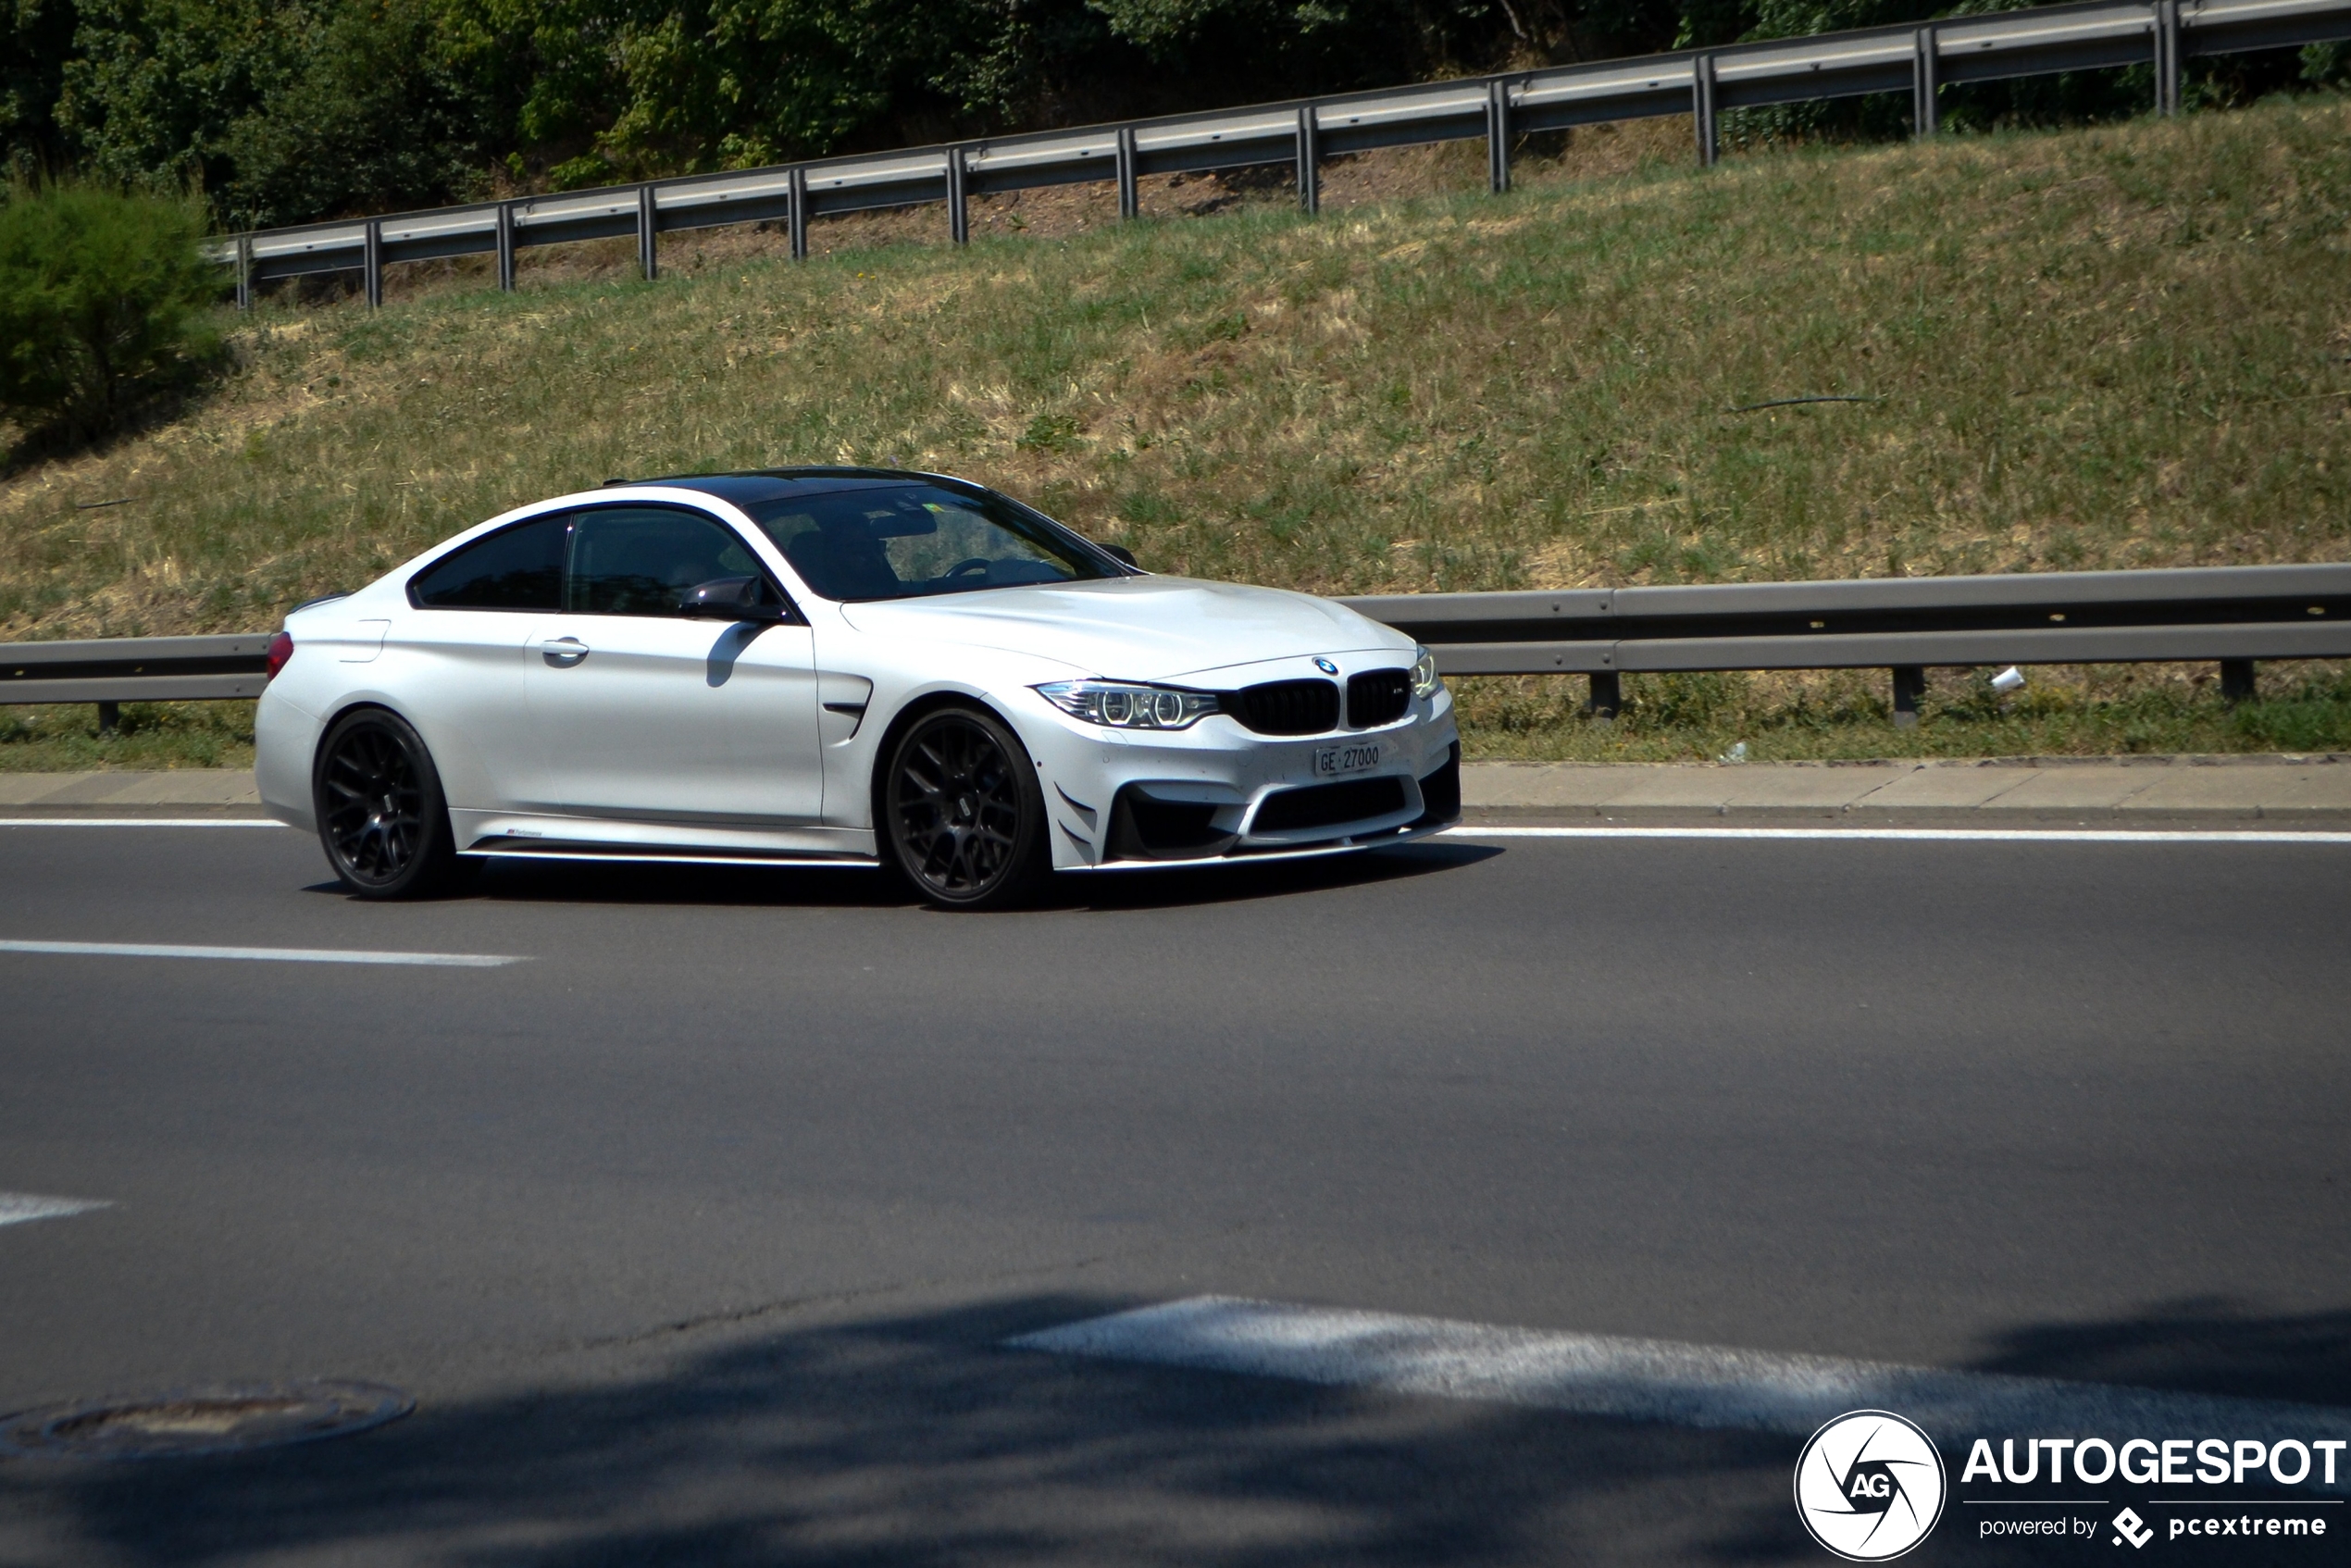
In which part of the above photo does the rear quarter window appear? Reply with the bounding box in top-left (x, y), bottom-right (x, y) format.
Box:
top-left (409, 515), bottom-right (569, 610)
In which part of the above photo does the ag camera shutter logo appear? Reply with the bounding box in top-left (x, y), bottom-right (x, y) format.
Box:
top-left (1795, 1410), bottom-right (1948, 1561)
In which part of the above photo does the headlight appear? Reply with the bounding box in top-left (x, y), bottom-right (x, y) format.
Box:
top-left (1037, 679), bottom-right (1220, 730)
top-left (1411, 644), bottom-right (1442, 699)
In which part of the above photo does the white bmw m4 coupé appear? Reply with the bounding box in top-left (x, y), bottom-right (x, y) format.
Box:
top-left (256, 468), bottom-right (1462, 908)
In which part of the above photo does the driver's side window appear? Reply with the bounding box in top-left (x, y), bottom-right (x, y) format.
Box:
top-left (566, 507), bottom-right (766, 616)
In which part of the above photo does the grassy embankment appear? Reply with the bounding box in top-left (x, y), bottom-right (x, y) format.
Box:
top-left (4, 97), bottom-right (2348, 770)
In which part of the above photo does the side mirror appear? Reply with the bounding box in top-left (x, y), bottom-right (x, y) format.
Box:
top-left (679, 576), bottom-right (788, 623)
top-left (1103, 543), bottom-right (1138, 568)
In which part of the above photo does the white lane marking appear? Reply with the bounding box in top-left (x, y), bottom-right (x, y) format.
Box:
top-left (1448, 826), bottom-right (2351, 844)
top-left (0, 818), bottom-right (286, 828)
top-left (0, 1193), bottom-right (112, 1228)
top-left (1009, 1298), bottom-right (2351, 1458)
top-left (0, 940), bottom-right (522, 967)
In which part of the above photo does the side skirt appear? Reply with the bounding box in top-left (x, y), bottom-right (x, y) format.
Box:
top-left (452, 809), bottom-right (876, 863)
top-left (460, 844), bottom-right (881, 869)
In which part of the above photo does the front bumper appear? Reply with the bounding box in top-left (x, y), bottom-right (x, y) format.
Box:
top-left (1025, 686), bottom-right (1462, 871)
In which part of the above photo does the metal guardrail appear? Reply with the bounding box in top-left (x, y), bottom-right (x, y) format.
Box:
top-left (7, 565), bottom-right (2345, 727)
top-left (1342, 561), bottom-right (2351, 716)
top-left (0, 634), bottom-right (275, 731)
top-left (205, 0), bottom-right (2351, 305)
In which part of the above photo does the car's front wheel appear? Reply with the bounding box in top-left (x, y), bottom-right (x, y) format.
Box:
top-left (313, 708), bottom-right (471, 899)
top-left (883, 705), bottom-right (1049, 910)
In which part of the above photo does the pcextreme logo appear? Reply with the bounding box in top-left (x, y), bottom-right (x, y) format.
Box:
top-left (1796, 1410), bottom-right (1950, 1562)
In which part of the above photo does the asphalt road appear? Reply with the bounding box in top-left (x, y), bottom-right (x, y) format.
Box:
top-left (1, 824), bottom-right (2346, 1565)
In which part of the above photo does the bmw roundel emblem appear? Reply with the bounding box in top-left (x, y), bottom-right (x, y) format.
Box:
top-left (1314, 657), bottom-right (1339, 675)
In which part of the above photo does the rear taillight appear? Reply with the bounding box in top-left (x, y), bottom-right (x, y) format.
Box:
top-left (265, 630), bottom-right (294, 681)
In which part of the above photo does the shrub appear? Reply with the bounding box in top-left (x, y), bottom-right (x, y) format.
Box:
top-left (0, 180), bottom-right (221, 445)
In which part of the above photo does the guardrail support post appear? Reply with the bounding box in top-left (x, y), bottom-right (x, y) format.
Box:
top-left (234, 235), bottom-right (252, 310)
top-left (1694, 55), bottom-right (1720, 168)
top-left (1486, 79), bottom-right (1512, 193)
top-left (948, 147), bottom-right (970, 243)
top-left (1586, 670), bottom-right (1622, 719)
top-left (495, 201), bottom-right (517, 292)
top-left (2220, 657), bottom-right (2257, 703)
top-left (96, 701), bottom-right (119, 735)
top-left (1297, 106), bottom-right (1320, 213)
top-left (2154, 0), bottom-right (2182, 115)
top-left (637, 185), bottom-right (658, 280)
top-left (1116, 127), bottom-right (1139, 219)
top-left (789, 168), bottom-right (809, 259)
top-left (1891, 666), bottom-right (1925, 728)
top-left (1913, 26), bottom-right (1940, 136)
top-left (362, 219), bottom-right (383, 309)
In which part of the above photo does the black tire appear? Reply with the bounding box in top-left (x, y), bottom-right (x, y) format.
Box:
top-left (882, 705), bottom-right (1050, 910)
top-left (313, 708), bottom-right (470, 900)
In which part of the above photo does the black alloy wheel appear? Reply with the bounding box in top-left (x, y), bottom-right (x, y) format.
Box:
top-left (313, 709), bottom-right (470, 899)
top-left (884, 706), bottom-right (1048, 910)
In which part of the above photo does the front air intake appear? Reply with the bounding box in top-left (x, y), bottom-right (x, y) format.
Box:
top-left (1232, 678), bottom-right (1339, 736)
top-left (1104, 786), bottom-right (1238, 861)
top-left (1251, 776), bottom-right (1409, 833)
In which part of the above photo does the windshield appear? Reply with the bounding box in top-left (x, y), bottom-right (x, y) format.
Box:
top-left (744, 483), bottom-right (1122, 602)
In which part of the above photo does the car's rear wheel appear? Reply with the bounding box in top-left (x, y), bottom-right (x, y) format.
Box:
top-left (313, 708), bottom-right (471, 900)
top-left (883, 706), bottom-right (1048, 910)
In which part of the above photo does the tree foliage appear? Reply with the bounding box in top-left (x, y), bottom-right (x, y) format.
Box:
top-left (55, 0), bottom-right (519, 228)
top-left (0, 179), bottom-right (219, 442)
top-left (7, 0), bottom-right (1571, 216)
top-left (3, 0), bottom-right (82, 178)
top-left (2, 0), bottom-right (2343, 231)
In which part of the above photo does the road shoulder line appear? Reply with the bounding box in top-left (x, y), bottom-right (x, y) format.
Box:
top-left (0, 940), bottom-right (523, 966)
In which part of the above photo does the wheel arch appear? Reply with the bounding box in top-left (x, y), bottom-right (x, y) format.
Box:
top-left (864, 688), bottom-right (1038, 859)
top-left (308, 699), bottom-right (471, 898)
top-left (317, 691), bottom-right (505, 803)
top-left (311, 698), bottom-right (423, 783)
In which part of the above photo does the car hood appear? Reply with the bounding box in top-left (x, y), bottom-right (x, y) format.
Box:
top-left (836, 576), bottom-right (1406, 681)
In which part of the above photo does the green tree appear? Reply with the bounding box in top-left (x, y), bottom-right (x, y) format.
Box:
top-left (0, 179), bottom-right (220, 443)
top-left (1088, 0), bottom-right (1500, 98)
top-left (57, 0), bottom-right (516, 228)
top-left (460, 0), bottom-right (1039, 186)
top-left (3, 0), bottom-right (82, 178)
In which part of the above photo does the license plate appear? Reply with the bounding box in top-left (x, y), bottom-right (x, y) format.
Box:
top-left (1312, 742), bottom-right (1381, 778)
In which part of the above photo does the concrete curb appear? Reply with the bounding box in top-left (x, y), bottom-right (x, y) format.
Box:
top-left (0, 770), bottom-right (266, 816)
top-left (1461, 755), bottom-right (2351, 826)
top-left (5, 759), bottom-right (2350, 826)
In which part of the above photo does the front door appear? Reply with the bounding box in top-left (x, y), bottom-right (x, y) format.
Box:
top-left (398, 509), bottom-right (573, 812)
top-left (523, 505), bottom-right (822, 824)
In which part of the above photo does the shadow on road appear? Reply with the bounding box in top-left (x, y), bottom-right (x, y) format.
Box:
top-left (7, 1293), bottom-right (2345, 1565)
top-left (1050, 840), bottom-right (1502, 913)
top-left (1970, 1297), bottom-right (2351, 1408)
top-left (301, 840), bottom-right (1501, 915)
top-left (0, 1294), bottom-right (1793, 1567)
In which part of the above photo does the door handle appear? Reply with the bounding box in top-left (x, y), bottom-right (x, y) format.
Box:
top-left (540, 637), bottom-right (588, 667)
